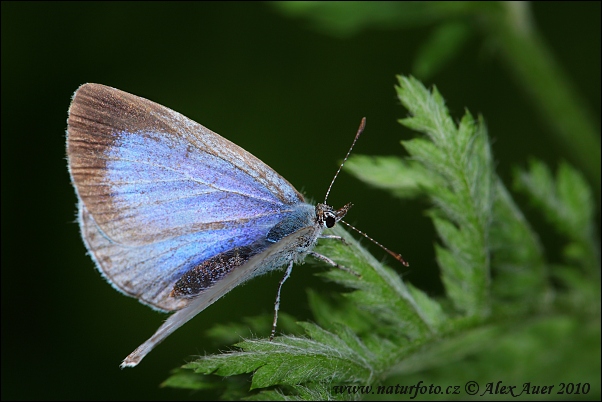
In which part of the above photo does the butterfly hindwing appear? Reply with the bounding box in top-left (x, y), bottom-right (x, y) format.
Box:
top-left (121, 226), bottom-right (318, 367)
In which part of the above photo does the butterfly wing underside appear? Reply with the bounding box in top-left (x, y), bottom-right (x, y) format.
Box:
top-left (67, 83), bottom-right (305, 311)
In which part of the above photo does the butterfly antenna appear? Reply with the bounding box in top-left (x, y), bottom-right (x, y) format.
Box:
top-left (341, 220), bottom-right (409, 267)
top-left (324, 117), bottom-right (366, 204)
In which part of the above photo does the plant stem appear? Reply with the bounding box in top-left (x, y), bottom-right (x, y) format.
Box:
top-left (484, 2), bottom-right (600, 199)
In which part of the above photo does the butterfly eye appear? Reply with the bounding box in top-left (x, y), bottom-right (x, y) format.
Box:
top-left (325, 215), bottom-right (336, 228)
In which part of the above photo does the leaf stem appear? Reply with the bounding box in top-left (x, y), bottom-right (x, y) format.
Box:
top-left (484, 2), bottom-right (601, 197)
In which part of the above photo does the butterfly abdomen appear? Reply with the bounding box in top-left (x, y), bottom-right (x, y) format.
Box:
top-left (171, 244), bottom-right (264, 297)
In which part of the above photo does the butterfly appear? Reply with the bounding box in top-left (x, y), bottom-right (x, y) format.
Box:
top-left (67, 83), bottom-right (407, 368)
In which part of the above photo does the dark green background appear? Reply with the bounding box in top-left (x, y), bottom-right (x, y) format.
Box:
top-left (2, 2), bottom-right (599, 400)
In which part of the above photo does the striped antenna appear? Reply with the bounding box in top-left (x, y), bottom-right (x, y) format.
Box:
top-left (340, 220), bottom-right (409, 267)
top-left (324, 117), bottom-right (409, 267)
top-left (324, 117), bottom-right (366, 204)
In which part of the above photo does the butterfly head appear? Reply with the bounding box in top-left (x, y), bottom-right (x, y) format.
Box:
top-left (315, 202), bottom-right (352, 229)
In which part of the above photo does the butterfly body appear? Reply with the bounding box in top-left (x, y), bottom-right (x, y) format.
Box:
top-left (170, 202), bottom-right (336, 298)
top-left (67, 84), bottom-right (352, 366)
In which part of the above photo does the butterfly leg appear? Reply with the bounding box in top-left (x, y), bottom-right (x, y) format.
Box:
top-left (270, 260), bottom-right (294, 341)
top-left (308, 252), bottom-right (361, 278)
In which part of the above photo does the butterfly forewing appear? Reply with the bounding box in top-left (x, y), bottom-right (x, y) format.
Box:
top-left (67, 84), bottom-right (306, 311)
top-left (68, 84), bottom-right (303, 245)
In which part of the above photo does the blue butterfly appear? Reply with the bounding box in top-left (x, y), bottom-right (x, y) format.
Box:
top-left (67, 84), bottom-right (381, 367)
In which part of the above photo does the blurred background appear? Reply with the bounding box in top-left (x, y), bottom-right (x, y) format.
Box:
top-left (2, 2), bottom-right (599, 400)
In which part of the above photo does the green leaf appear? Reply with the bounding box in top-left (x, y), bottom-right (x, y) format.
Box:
top-left (205, 313), bottom-right (303, 345)
top-left (489, 179), bottom-right (549, 314)
top-left (161, 368), bottom-right (215, 391)
top-left (396, 76), bottom-right (493, 317)
top-left (413, 21), bottom-right (473, 80)
top-left (316, 225), bottom-right (443, 338)
top-left (183, 323), bottom-right (375, 390)
top-left (394, 316), bottom-right (601, 400)
top-left (271, 2), bottom-right (477, 37)
top-left (514, 159), bottom-right (599, 274)
top-left (344, 154), bottom-right (437, 198)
